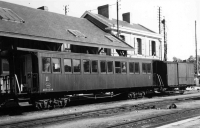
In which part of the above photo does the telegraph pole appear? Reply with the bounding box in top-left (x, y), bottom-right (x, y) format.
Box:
top-left (162, 18), bottom-right (167, 61)
top-left (158, 7), bottom-right (162, 60)
top-left (116, 0), bottom-right (119, 37)
top-left (195, 21), bottom-right (198, 75)
top-left (158, 7), bottom-right (161, 34)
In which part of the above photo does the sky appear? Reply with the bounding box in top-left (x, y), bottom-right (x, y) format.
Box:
top-left (1, 0), bottom-right (200, 61)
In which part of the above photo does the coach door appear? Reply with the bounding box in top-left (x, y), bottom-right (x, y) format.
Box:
top-left (20, 54), bottom-right (38, 92)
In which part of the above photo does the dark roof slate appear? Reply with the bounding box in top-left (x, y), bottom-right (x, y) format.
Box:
top-left (0, 1), bottom-right (133, 50)
top-left (84, 11), bottom-right (155, 33)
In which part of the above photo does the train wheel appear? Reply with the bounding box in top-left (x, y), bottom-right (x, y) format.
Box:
top-left (51, 99), bottom-right (56, 109)
top-left (58, 100), bottom-right (63, 108)
top-left (63, 99), bottom-right (68, 107)
top-left (35, 102), bottom-right (42, 110)
top-left (47, 100), bottom-right (55, 109)
top-left (131, 92), bottom-right (136, 99)
top-left (141, 91), bottom-right (146, 97)
top-left (68, 98), bottom-right (70, 105)
top-left (128, 93), bottom-right (132, 99)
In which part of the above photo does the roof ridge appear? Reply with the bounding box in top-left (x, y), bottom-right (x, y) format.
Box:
top-left (137, 24), bottom-right (155, 33)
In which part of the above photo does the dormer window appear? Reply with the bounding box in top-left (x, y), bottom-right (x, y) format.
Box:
top-left (68, 29), bottom-right (86, 38)
top-left (105, 35), bottom-right (120, 43)
top-left (0, 7), bottom-right (25, 23)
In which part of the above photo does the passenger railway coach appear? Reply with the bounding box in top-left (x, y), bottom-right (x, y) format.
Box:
top-left (0, 48), bottom-right (195, 108)
top-left (0, 1), bottom-right (195, 108)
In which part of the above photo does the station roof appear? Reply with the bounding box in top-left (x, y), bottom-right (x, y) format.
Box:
top-left (82, 11), bottom-right (156, 33)
top-left (0, 1), bottom-right (133, 51)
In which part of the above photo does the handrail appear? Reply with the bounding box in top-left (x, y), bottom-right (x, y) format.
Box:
top-left (157, 74), bottom-right (164, 86)
top-left (14, 74), bottom-right (21, 94)
top-left (154, 73), bottom-right (164, 87)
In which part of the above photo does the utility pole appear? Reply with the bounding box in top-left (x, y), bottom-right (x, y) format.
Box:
top-left (158, 7), bottom-right (162, 60)
top-left (162, 18), bottom-right (167, 61)
top-left (158, 7), bottom-right (161, 34)
top-left (116, 0), bottom-right (119, 37)
top-left (195, 21), bottom-right (198, 75)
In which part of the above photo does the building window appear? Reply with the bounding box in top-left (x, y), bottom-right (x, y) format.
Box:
top-left (107, 61), bottom-right (113, 73)
top-left (73, 59), bottom-right (81, 73)
top-left (42, 57), bottom-right (51, 73)
top-left (151, 41), bottom-right (156, 56)
top-left (115, 61), bottom-right (121, 74)
top-left (92, 60), bottom-right (98, 73)
top-left (83, 60), bottom-right (90, 73)
top-left (137, 38), bottom-right (142, 55)
top-left (64, 59), bottom-right (72, 73)
top-left (120, 35), bottom-right (125, 41)
top-left (100, 61), bottom-right (106, 73)
top-left (52, 58), bottom-right (61, 73)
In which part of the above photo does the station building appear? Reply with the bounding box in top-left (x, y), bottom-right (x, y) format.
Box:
top-left (82, 4), bottom-right (163, 59)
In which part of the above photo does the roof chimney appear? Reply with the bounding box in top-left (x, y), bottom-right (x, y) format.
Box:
top-left (37, 6), bottom-right (48, 11)
top-left (97, 4), bottom-right (112, 19)
top-left (122, 12), bottom-right (132, 23)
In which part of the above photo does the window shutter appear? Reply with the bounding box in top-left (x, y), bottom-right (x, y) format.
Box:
top-left (156, 41), bottom-right (159, 57)
top-left (134, 37), bottom-right (137, 55)
top-left (142, 38), bottom-right (145, 55)
top-left (149, 40), bottom-right (152, 56)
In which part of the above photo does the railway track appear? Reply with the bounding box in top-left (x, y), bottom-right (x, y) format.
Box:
top-left (0, 95), bottom-right (200, 128)
top-left (106, 107), bottom-right (200, 128)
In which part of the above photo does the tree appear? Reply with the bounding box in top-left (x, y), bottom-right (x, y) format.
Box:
top-left (186, 55), bottom-right (200, 75)
top-left (172, 57), bottom-right (182, 62)
top-left (187, 55), bottom-right (195, 63)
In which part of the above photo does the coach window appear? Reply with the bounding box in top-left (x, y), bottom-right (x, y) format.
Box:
top-left (42, 57), bottom-right (51, 73)
top-left (92, 60), bottom-right (98, 73)
top-left (147, 63), bottom-right (151, 74)
top-left (142, 63), bottom-right (146, 74)
top-left (115, 61), bottom-right (121, 74)
top-left (121, 62), bottom-right (127, 73)
top-left (83, 60), bottom-right (90, 73)
top-left (107, 61), bottom-right (113, 73)
top-left (52, 58), bottom-right (61, 73)
top-left (73, 59), bottom-right (81, 73)
top-left (100, 61), bottom-right (106, 73)
top-left (64, 59), bottom-right (72, 73)
top-left (135, 62), bottom-right (140, 74)
top-left (129, 62), bottom-right (134, 74)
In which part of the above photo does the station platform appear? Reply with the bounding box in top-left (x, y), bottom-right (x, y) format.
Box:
top-left (157, 115), bottom-right (200, 128)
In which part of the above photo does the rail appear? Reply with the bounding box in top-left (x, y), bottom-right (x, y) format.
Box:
top-left (1, 95), bottom-right (200, 128)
